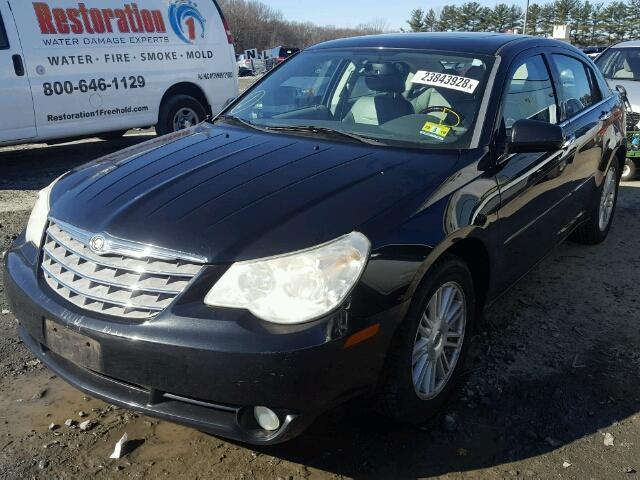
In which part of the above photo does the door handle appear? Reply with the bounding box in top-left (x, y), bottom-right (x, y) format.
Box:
top-left (12, 54), bottom-right (25, 77)
top-left (599, 111), bottom-right (613, 121)
top-left (562, 134), bottom-right (577, 150)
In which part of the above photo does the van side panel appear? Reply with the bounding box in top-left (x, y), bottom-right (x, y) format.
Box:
top-left (10, 0), bottom-right (236, 142)
top-left (0, 2), bottom-right (37, 142)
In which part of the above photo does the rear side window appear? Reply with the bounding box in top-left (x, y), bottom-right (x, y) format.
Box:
top-left (501, 55), bottom-right (558, 131)
top-left (0, 12), bottom-right (9, 49)
top-left (551, 54), bottom-right (601, 119)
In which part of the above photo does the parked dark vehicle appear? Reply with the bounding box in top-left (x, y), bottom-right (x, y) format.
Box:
top-left (582, 45), bottom-right (608, 58)
top-left (265, 46), bottom-right (300, 70)
top-left (4, 33), bottom-right (626, 446)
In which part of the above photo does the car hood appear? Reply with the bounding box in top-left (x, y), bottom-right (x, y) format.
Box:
top-left (50, 123), bottom-right (460, 263)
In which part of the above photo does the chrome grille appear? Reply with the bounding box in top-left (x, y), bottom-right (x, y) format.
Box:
top-left (41, 220), bottom-right (204, 320)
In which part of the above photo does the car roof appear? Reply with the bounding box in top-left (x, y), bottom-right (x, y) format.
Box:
top-left (610, 40), bottom-right (640, 48)
top-left (308, 32), bottom-right (575, 56)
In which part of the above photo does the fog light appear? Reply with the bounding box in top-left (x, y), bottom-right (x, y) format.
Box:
top-left (253, 406), bottom-right (280, 431)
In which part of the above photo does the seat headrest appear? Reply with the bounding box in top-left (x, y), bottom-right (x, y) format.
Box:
top-left (363, 62), bottom-right (407, 94)
top-left (365, 74), bottom-right (406, 94)
top-left (465, 65), bottom-right (486, 80)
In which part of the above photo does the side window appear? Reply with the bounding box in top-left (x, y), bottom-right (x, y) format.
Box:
top-left (551, 54), bottom-right (600, 119)
top-left (501, 55), bottom-right (558, 131)
top-left (0, 12), bottom-right (9, 49)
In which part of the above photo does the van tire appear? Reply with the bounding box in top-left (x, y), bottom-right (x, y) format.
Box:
top-left (99, 130), bottom-right (128, 140)
top-left (621, 158), bottom-right (636, 182)
top-left (157, 95), bottom-right (207, 136)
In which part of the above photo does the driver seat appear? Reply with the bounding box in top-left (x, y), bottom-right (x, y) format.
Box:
top-left (345, 68), bottom-right (414, 125)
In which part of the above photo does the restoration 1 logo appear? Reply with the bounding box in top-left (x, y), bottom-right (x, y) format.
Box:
top-left (169, 0), bottom-right (206, 44)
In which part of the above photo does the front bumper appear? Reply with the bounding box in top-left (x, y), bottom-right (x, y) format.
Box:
top-left (4, 245), bottom-right (405, 445)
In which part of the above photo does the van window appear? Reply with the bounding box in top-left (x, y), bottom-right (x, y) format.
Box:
top-left (0, 12), bottom-right (9, 49)
top-left (551, 55), bottom-right (600, 119)
top-left (501, 55), bottom-right (558, 131)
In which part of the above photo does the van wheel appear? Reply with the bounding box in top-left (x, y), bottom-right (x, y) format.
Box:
top-left (621, 158), bottom-right (636, 182)
top-left (99, 130), bottom-right (128, 140)
top-left (376, 255), bottom-right (475, 425)
top-left (157, 95), bottom-right (207, 136)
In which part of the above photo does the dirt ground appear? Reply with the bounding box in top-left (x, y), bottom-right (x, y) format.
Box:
top-left (1, 81), bottom-right (640, 478)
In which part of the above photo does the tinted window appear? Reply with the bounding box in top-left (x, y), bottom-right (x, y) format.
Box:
top-left (595, 47), bottom-right (640, 80)
top-left (0, 12), bottom-right (9, 49)
top-left (501, 55), bottom-right (558, 131)
top-left (228, 49), bottom-right (494, 150)
top-left (551, 55), bottom-right (600, 118)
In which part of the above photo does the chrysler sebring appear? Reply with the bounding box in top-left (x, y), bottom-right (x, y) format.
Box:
top-left (4, 33), bottom-right (627, 445)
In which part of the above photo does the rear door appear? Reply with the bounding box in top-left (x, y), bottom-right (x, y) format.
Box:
top-left (0, 2), bottom-right (36, 142)
top-left (548, 52), bottom-right (610, 212)
top-left (493, 51), bottom-right (577, 290)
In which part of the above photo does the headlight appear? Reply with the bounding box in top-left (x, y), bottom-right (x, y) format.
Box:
top-left (25, 178), bottom-right (60, 247)
top-left (204, 232), bottom-right (370, 324)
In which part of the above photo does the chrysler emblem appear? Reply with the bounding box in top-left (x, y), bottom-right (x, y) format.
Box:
top-left (89, 235), bottom-right (106, 253)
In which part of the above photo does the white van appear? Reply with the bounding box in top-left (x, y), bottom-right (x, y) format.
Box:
top-left (0, 0), bottom-right (238, 146)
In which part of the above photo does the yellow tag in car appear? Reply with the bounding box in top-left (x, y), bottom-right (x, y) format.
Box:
top-left (420, 121), bottom-right (451, 140)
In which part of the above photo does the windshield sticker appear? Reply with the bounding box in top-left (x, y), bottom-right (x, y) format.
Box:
top-left (412, 71), bottom-right (479, 94)
top-left (420, 121), bottom-right (451, 141)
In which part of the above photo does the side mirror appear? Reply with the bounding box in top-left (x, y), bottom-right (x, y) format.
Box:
top-left (616, 85), bottom-right (632, 111)
top-left (615, 84), bottom-right (628, 101)
top-left (507, 119), bottom-right (564, 154)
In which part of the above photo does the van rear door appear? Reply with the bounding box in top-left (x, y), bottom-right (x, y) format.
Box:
top-left (0, 2), bottom-right (36, 142)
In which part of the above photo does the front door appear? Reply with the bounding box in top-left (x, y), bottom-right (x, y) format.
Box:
top-left (0, 2), bottom-right (36, 143)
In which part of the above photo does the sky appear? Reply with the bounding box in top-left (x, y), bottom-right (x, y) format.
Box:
top-left (262, 0), bottom-right (530, 31)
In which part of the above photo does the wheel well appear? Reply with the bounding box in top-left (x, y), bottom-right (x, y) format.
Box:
top-left (444, 238), bottom-right (491, 312)
top-left (616, 146), bottom-right (628, 172)
top-left (160, 83), bottom-right (211, 119)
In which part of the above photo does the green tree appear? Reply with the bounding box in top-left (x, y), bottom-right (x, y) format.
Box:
top-left (553, 0), bottom-right (579, 24)
top-left (525, 3), bottom-right (542, 35)
top-left (572, 0), bottom-right (594, 44)
top-left (407, 8), bottom-right (426, 32)
top-left (629, 0), bottom-right (640, 39)
top-left (539, 3), bottom-right (556, 36)
top-left (424, 8), bottom-right (440, 32)
top-left (460, 2), bottom-right (486, 31)
top-left (507, 5), bottom-right (523, 31)
top-left (488, 3), bottom-right (512, 31)
top-left (439, 5), bottom-right (460, 31)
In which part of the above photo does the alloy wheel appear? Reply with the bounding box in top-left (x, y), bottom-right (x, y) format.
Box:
top-left (598, 166), bottom-right (617, 231)
top-left (411, 281), bottom-right (466, 400)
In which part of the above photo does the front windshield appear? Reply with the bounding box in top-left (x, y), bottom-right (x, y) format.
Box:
top-left (596, 47), bottom-right (640, 80)
top-left (223, 48), bottom-right (494, 149)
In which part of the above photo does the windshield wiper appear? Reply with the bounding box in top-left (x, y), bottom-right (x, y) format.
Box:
top-left (260, 125), bottom-right (387, 146)
top-left (215, 115), bottom-right (270, 132)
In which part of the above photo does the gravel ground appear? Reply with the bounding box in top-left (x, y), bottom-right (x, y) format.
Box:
top-left (1, 77), bottom-right (639, 479)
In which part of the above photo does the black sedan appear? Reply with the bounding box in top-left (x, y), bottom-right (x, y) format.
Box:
top-left (4, 33), bottom-right (627, 445)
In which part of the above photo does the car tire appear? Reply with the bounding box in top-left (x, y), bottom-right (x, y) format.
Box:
top-left (376, 254), bottom-right (476, 425)
top-left (621, 158), bottom-right (636, 182)
top-left (157, 94), bottom-right (207, 136)
top-left (98, 130), bottom-right (128, 141)
top-left (571, 160), bottom-right (620, 245)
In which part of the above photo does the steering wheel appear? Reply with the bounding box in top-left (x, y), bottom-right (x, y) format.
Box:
top-left (419, 106), bottom-right (462, 127)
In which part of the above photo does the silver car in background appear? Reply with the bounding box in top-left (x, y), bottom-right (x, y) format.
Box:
top-left (596, 40), bottom-right (640, 180)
